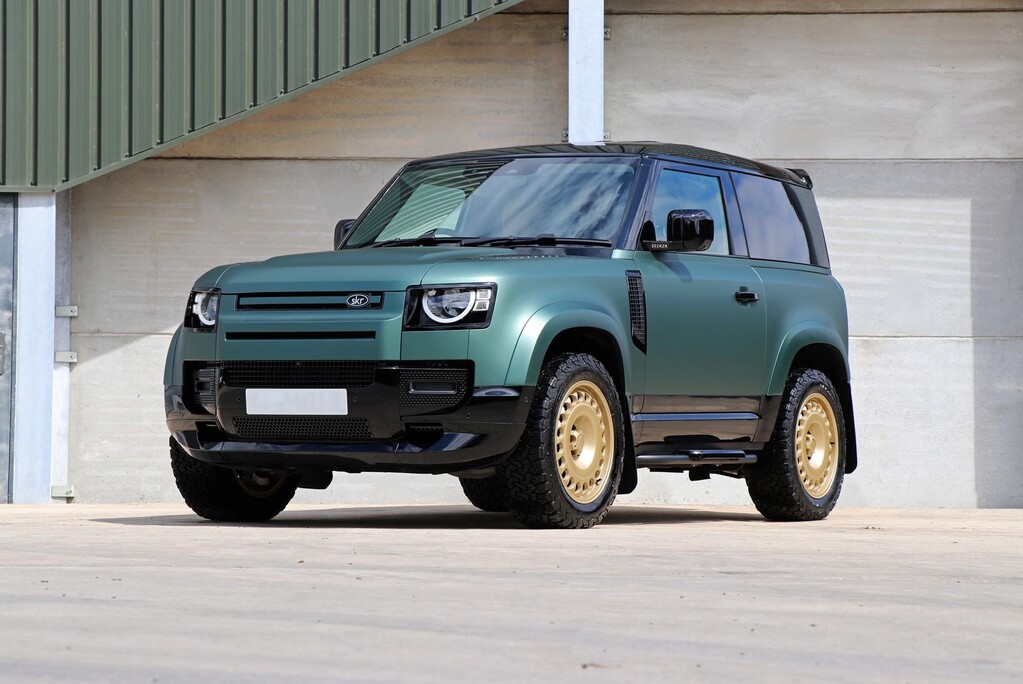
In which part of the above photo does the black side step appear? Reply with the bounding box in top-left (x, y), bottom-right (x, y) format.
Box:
top-left (636, 451), bottom-right (757, 468)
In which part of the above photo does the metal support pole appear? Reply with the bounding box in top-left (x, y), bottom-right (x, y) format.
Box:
top-left (11, 193), bottom-right (58, 503)
top-left (567, 0), bottom-right (605, 144)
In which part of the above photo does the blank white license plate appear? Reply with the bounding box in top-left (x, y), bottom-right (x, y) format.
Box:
top-left (244, 388), bottom-right (349, 416)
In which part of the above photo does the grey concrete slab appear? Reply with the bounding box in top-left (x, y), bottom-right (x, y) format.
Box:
top-left (1, 504), bottom-right (1021, 683)
top-left (606, 12), bottom-right (1023, 160)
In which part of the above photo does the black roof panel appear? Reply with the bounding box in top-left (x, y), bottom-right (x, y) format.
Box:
top-left (412, 142), bottom-right (807, 186)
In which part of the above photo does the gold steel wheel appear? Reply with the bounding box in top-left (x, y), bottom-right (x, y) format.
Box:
top-left (234, 470), bottom-right (288, 498)
top-left (554, 380), bottom-right (614, 505)
top-left (794, 392), bottom-right (839, 499)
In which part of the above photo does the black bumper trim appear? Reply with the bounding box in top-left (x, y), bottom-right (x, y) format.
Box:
top-left (166, 382), bottom-right (532, 474)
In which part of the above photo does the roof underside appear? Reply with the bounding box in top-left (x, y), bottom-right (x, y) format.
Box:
top-left (0, 0), bottom-right (526, 192)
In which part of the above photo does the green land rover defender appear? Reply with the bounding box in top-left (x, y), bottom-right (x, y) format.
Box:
top-left (164, 144), bottom-right (856, 529)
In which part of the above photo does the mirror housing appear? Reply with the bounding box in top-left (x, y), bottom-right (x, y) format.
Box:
top-left (334, 219), bottom-right (356, 250)
top-left (644, 209), bottom-right (714, 252)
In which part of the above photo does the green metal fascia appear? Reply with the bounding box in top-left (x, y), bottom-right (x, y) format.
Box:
top-left (0, 0), bottom-right (528, 192)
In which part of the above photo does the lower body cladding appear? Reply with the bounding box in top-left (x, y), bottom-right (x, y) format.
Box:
top-left (165, 360), bottom-right (533, 475)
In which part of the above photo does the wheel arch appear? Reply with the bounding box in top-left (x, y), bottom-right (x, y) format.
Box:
top-left (772, 330), bottom-right (858, 474)
top-left (504, 305), bottom-right (639, 494)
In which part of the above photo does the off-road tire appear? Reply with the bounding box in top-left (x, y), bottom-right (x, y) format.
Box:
top-left (747, 369), bottom-right (846, 521)
top-left (458, 475), bottom-right (509, 512)
top-left (499, 353), bottom-right (624, 529)
top-left (169, 438), bottom-right (299, 522)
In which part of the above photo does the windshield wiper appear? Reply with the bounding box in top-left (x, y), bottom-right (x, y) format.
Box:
top-left (462, 234), bottom-right (613, 248)
top-left (369, 235), bottom-right (474, 248)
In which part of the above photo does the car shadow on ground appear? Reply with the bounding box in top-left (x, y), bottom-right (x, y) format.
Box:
top-left (93, 505), bottom-right (764, 529)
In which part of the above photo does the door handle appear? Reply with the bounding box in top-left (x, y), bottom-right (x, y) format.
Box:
top-left (735, 290), bottom-right (759, 304)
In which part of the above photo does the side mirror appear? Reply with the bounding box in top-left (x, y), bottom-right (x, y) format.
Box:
top-left (334, 219), bottom-right (356, 249)
top-left (642, 209), bottom-right (715, 252)
top-left (668, 209), bottom-right (714, 252)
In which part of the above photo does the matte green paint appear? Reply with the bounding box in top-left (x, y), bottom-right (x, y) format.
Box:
top-left (754, 261), bottom-right (852, 395)
top-left (633, 250), bottom-right (766, 399)
top-left (167, 248), bottom-right (851, 404)
top-left (0, 0), bottom-right (526, 191)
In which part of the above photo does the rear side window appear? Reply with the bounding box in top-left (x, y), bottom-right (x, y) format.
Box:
top-left (733, 173), bottom-right (828, 267)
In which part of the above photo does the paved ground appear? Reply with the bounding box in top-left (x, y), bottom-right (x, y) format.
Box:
top-left (0, 504), bottom-right (1021, 683)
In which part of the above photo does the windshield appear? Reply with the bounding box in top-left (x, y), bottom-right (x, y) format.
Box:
top-left (344, 156), bottom-right (639, 248)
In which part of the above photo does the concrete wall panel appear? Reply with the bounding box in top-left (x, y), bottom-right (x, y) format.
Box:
top-left (800, 161), bottom-right (1023, 339)
top-left (606, 12), bottom-right (1023, 160)
top-left (70, 159), bottom-right (403, 335)
top-left (164, 15), bottom-right (567, 161)
top-left (68, 334), bottom-right (176, 502)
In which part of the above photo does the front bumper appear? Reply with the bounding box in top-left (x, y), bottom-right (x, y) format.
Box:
top-left (165, 362), bottom-right (532, 474)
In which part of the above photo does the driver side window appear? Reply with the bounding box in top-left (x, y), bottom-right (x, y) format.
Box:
top-left (649, 170), bottom-right (730, 255)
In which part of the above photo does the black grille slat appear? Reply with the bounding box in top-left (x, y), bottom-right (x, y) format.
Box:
top-left (194, 367), bottom-right (218, 414)
top-left (221, 361), bottom-right (379, 389)
top-left (626, 271), bottom-right (647, 352)
top-left (231, 417), bottom-right (372, 441)
top-left (399, 369), bottom-right (469, 408)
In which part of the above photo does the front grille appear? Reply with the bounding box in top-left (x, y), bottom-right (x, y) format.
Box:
top-left (231, 416), bottom-right (373, 441)
top-left (626, 270), bottom-right (647, 352)
top-left (221, 361), bottom-right (379, 389)
top-left (235, 292), bottom-right (384, 311)
top-left (399, 368), bottom-right (469, 408)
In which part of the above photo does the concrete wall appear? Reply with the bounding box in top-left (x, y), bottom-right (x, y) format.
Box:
top-left (68, 1), bottom-right (1023, 507)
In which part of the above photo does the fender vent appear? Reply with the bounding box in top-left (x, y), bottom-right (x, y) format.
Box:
top-left (626, 270), bottom-right (647, 352)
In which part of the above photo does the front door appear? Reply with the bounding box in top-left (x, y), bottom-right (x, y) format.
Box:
top-left (0, 195), bottom-right (14, 502)
top-left (634, 164), bottom-right (766, 440)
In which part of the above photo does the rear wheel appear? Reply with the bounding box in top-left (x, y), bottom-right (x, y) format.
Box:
top-left (746, 369), bottom-right (846, 521)
top-left (169, 439), bottom-right (299, 522)
top-left (500, 353), bottom-right (624, 529)
top-left (458, 475), bottom-right (509, 512)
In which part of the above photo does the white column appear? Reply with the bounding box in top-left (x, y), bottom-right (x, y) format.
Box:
top-left (11, 193), bottom-right (58, 503)
top-left (567, 0), bottom-right (605, 144)
top-left (51, 193), bottom-right (72, 500)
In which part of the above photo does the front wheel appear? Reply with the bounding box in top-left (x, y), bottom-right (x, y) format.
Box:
top-left (458, 475), bottom-right (509, 512)
top-left (499, 353), bottom-right (624, 529)
top-left (746, 369), bottom-right (846, 521)
top-left (169, 439), bottom-right (300, 522)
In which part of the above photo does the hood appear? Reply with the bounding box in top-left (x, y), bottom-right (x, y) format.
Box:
top-left (211, 247), bottom-right (504, 293)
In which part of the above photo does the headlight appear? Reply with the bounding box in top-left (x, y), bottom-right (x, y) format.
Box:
top-left (185, 289), bottom-right (221, 330)
top-left (405, 284), bottom-right (495, 330)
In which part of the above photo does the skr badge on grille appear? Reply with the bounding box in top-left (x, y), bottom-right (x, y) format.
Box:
top-left (346, 294), bottom-right (371, 308)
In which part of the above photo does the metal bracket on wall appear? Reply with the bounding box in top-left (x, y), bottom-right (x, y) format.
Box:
top-left (55, 351), bottom-right (77, 364)
top-left (51, 485), bottom-right (75, 500)
top-left (561, 26), bottom-right (611, 40)
top-left (55, 305), bottom-right (78, 317)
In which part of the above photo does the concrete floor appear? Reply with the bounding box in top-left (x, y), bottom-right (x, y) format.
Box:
top-left (0, 504), bottom-right (1021, 683)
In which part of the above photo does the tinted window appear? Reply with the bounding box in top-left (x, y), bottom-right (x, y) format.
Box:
top-left (790, 184), bottom-right (830, 268)
top-left (649, 170), bottom-right (730, 255)
top-left (733, 173), bottom-right (814, 265)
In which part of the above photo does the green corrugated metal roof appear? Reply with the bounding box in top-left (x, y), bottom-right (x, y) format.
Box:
top-left (0, 0), bottom-right (526, 192)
